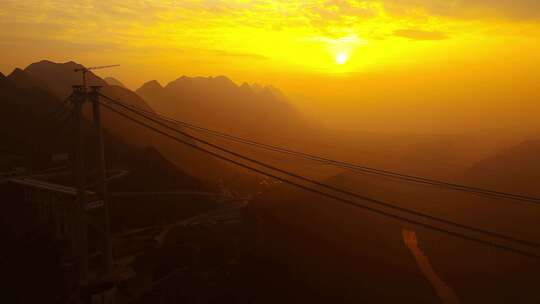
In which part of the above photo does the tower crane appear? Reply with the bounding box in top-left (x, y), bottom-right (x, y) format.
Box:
top-left (74, 64), bottom-right (120, 89)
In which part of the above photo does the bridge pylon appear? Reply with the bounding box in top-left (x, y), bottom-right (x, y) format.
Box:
top-left (70, 83), bottom-right (115, 303)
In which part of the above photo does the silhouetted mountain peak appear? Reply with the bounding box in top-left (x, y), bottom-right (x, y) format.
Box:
top-left (247, 83), bottom-right (288, 102)
top-left (140, 80), bottom-right (163, 90)
top-left (167, 75), bottom-right (200, 87)
top-left (62, 60), bottom-right (84, 69)
top-left (7, 68), bottom-right (44, 90)
top-left (9, 67), bottom-right (24, 74)
top-left (176, 75), bottom-right (190, 81)
top-left (27, 60), bottom-right (82, 71)
top-left (20, 59), bottom-right (155, 116)
top-left (29, 59), bottom-right (55, 66)
top-left (8, 68), bottom-right (27, 79)
top-left (213, 75), bottom-right (234, 84)
top-left (138, 72), bottom-right (315, 146)
top-left (104, 77), bottom-right (126, 88)
top-left (250, 83), bottom-right (264, 93)
top-left (0, 72), bottom-right (8, 86)
top-left (240, 82), bottom-right (252, 92)
top-left (136, 80), bottom-right (164, 96)
top-left (135, 80), bottom-right (167, 108)
top-left (24, 60), bottom-right (107, 98)
top-left (166, 75), bottom-right (237, 92)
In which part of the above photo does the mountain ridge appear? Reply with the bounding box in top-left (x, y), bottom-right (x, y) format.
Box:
top-left (104, 76), bottom-right (126, 88)
top-left (135, 73), bottom-right (313, 147)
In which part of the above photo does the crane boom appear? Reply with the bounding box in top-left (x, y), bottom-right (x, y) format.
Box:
top-left (74, 64), bottom-right (120, 89)
top-left (74, 64), bottom-right (120, 72)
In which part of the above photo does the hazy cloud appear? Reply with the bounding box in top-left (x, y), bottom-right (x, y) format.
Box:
top-left (1, 0), bottom-right (538, 50)
top-left (1, 0), bottom-right (538, 75)
top-left (394, 29), bottom-right (449, 40)
top-left (209, 50), bottom-right (269, 60)
top-left (383, 0), bottom-right (540, 20)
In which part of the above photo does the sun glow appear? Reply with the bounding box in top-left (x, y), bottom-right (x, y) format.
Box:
top-left (336, 53), bottom-right (348, 65)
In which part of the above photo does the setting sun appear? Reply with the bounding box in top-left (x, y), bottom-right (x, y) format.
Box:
top-left (336, 53), bottom-right (348, 65)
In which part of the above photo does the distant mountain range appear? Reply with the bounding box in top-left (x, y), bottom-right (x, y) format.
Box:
top-left (3, 59), bottom-right (539, 196)
top-left (136, 75), bottom-right (313, 145)
top-left (1, 60), bottom-right (304, 192)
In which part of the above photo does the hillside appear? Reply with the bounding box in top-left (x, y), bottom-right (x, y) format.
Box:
top-left (1, 68), bottom-right (61, 166)
top-left (462, 140), bottom-right (540, 196)
top-left (252, 165), bottom-right (540, 303)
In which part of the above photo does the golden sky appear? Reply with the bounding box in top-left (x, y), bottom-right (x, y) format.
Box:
top-left (1, 0), bottom-right (540, 134)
